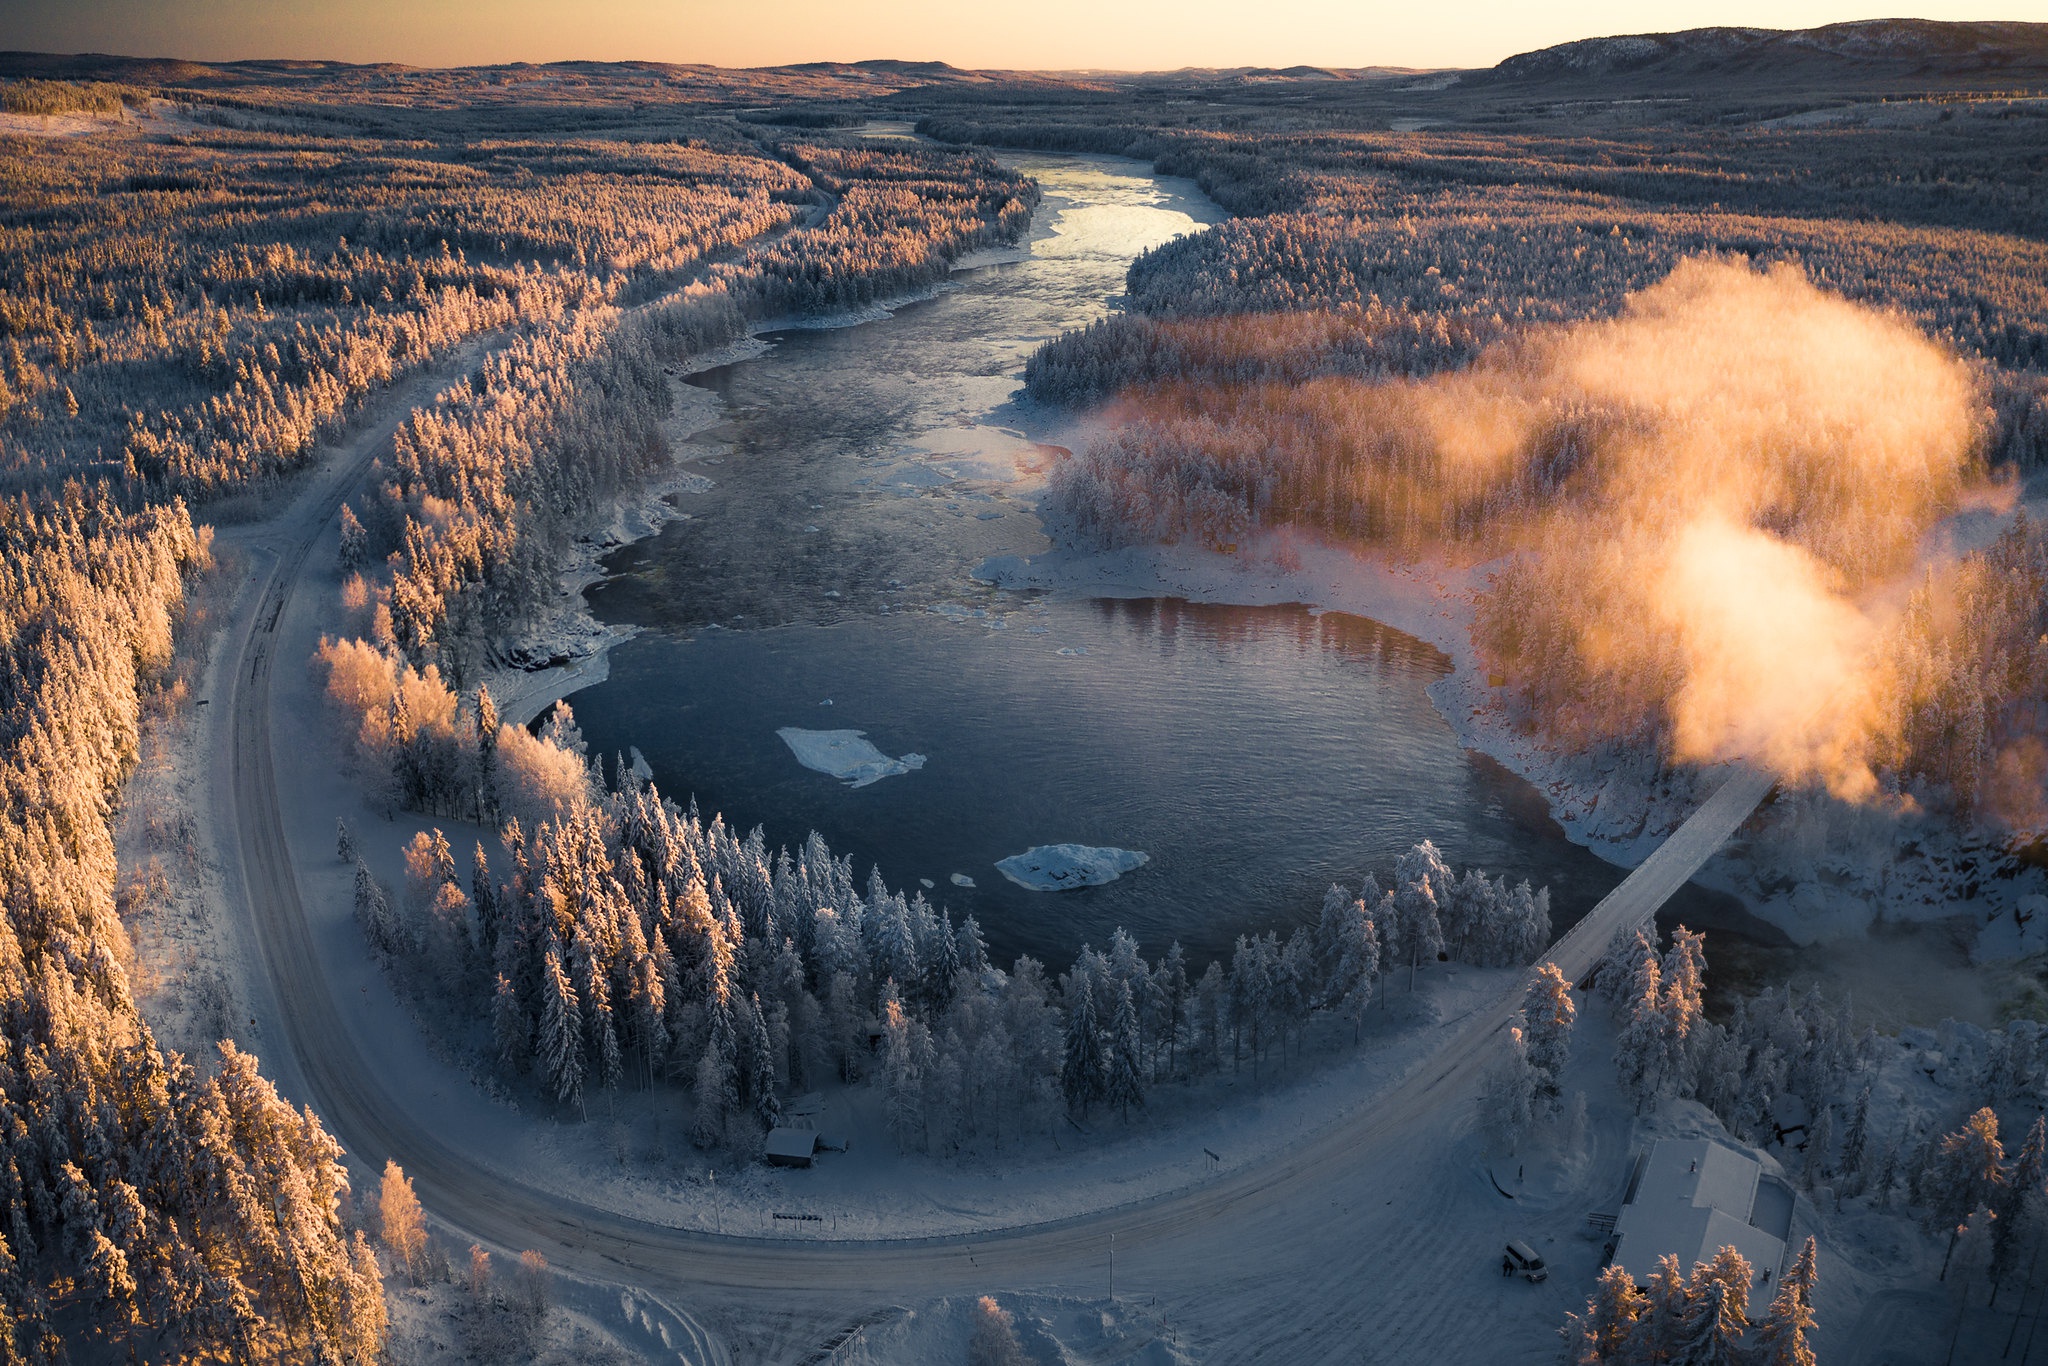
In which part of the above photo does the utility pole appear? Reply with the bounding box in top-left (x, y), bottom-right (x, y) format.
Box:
top-left (710, 1169), bottom-right (720, 1234)
top-left (1108, 1231), bottom-right (1115, 1303)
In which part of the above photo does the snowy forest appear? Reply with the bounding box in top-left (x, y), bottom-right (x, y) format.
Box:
top-left (6, 26), bottom-right (2048, 1361)
top-left (0, 63), bottom-right (1036, 1362)
top-left (333, 709), bottom-right (1553, 1149)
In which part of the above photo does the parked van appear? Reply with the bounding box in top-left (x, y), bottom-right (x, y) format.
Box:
top-left (1503, 1240), bottom-right (1548, 1283)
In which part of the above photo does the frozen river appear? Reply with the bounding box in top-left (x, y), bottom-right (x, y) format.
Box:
top-left (573, 149), bottom-right (1768, 976)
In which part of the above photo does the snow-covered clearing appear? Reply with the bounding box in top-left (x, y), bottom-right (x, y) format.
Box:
top-left (776, 727), bottom-right (928, 787)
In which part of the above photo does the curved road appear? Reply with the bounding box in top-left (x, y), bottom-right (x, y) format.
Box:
top-left (223, 419), bottom-right (1776, 1351)
top-left (215, 326), bottom-right (1776, 1363)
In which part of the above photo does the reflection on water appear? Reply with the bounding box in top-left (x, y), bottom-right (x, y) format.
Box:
top-left (572, 598), bottom-right (1753, 972)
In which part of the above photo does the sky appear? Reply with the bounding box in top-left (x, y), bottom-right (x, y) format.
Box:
top-left (2, 1), bottom-right (2035, 72)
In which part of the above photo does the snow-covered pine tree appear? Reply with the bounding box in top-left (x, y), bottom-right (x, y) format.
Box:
top-left (881, 988), bottom-right (924, 1153)
top-left (1156, 941), bottom-right (1190, 1077)
top-left (1105, 981), bottom-right (1144, 1121)
top-left (1334, 899), bottom-right (1381, 1043)
top-left (538, 945), bottom-right (585, 1114)
top-left (354, 857), bottom-right (401, 955)
top-left (474, 682), bottom-right (499, 823)
top-left (1523, 962), bottom-right (1576, 1113)
top-left (1749, 1237), bottom-right (1819, 1366)
top-left (745, 994), bottom-right (780, 1129)
top-left (1926, 1107), bottom-right (2007, 1236)
top-left (1564, 1265), bottom-right (1648, 1365)
top-left (956, 914), bottom-right (989, 976)
top-left (1667, 1247), bottom-right (1751, 1366)
top-left (1802, 1105), bottom-right (1834, 1191)
top-left (1316, 882), bottom-right (1353, 966)
top-left (1613, 937), bottom-right (1667, 1114)
top-left (1392, 842), bottom-right (1449, 989)
top-left (1838, 1085), bottom-right (1872, 1196)
top-left (493, 972), bottom-right (528, 1071)
top-left (1480, 1024), bottom-right (1537, 1155)
top-left (338, 502), bottom-right (367, 572)
top-left (1062, 977), bottom-right (1106, 1115)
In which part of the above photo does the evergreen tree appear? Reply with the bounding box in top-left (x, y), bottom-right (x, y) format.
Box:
top-left (1565, 1265), bottom-right (1647, 1365)
top-left (475, 683), bottom-right (499, 823)
top-left (1062, 980), bottom-right (1105, 1115)
top-left (1839, 1085), bottom-right (1872, 1196)
top-left (1667, 1248), bottom-right (1751, 1366)
top-left (1391, 841), bottom-right (1449, 989)
top-left (1803, 1105), bottom-right (1834, 1192)
top-left (338, 502), bottom-right (367, 572)
top-left (1751, 1236), bottom-right (1819, 1366)
top-left (1614, 940), bottom-right (1667, 1114)
top-left (882, 990), bottom-right (924, 1153)
top-left (1926, 1107), bottom-right (2007, 1235)
top-left (1523, 962), bottom-right (1576, 1113)
top-left (746, 995), bottom-right (780, 1128)
top-left (1105, 981), bottom-right (1145, 1121)
top-left (538, 945), bottom-right (585, 1113)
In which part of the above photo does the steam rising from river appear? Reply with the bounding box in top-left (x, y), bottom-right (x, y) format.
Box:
top-left (1442, 258), bottom-right (1991, 798)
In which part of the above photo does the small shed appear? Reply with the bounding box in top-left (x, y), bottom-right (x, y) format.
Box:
top-left (765, 1128), bottom-right (820, 1169)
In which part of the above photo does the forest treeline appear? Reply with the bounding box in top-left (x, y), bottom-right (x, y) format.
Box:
top-left (0, 490), bottom-right (384, 1360)
top-left (0, 96), bottom-right (1036, 1358)
top-left (323, 696), bottom-right (1550, 1150)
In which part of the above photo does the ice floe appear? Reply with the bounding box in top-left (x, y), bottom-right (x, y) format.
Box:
top-left (776, 728), bottom-right (926, 788)
top-left (995, 844), bottom-right (1149, 891)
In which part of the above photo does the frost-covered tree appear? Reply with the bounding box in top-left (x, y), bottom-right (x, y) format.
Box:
top-left (882, 988), bottom-right (925, 1152)
top-left (1838, 1085), bottom-right (1872, 1196)
top-left (1481, 1025), bottom-right (1538, 1155)
top-left (1105, 981), bottom-right (1145, 1121)
top-left (1926, 1107), bottom-right (2007, 1237)
top-left (538, 945), bottom-right (586, 1115)
top-left (1062, 978), bottom-right (1105, 1115)
top-left (1523, 962), bottom-right (1576, 1114)
top-left (1333, 898), bottom-right (1382, 1042)
top-left (1750, 1237), bottom-right (1819, 1366)
top-left (1802, 1105), bottom-right (1834, 1191)
top-left (1391, 841), bottom-right (1450, 989)
top-left (1667, 1247), bottom-right (1751, 1366)
top-left (379, 1160), bottom-right (427, 1285)
top-left (1614, 937), bottom-right (1668, 1114)
top-left (1564, 1265), bottom-right (1647, 1365)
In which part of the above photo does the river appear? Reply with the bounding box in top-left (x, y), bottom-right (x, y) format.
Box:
top-left (569, 150), bottom-right (1834, 1005)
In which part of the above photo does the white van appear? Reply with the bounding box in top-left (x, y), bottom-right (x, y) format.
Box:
top-left (1503, 1240), bottom-right (1548, 1283)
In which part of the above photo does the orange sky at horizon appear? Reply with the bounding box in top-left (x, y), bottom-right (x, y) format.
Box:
top-left (4, 0), bottom-right (2038, 72)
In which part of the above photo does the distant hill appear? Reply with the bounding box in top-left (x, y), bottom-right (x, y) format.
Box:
top-left (1485, 18), bottom-right (2048, 89)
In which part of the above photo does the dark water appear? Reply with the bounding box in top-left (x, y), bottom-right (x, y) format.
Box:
top-left (570, 597), bottom-right (1761, 972)
top-left (572, 151), bottom-right (1773, 983)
